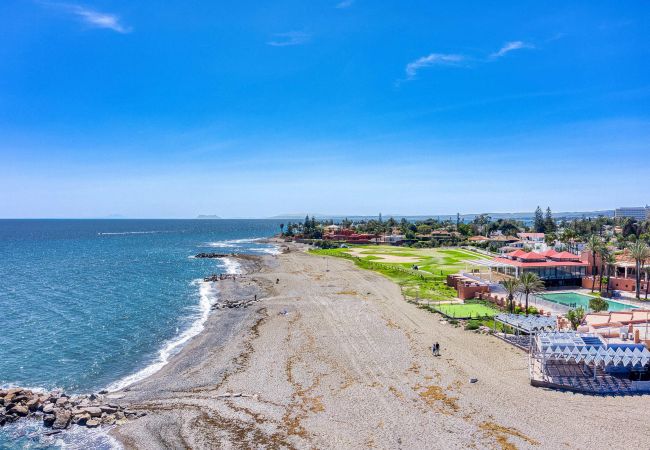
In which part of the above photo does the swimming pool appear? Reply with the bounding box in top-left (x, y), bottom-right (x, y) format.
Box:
top-left (539, 293), bottom-right (636, 312)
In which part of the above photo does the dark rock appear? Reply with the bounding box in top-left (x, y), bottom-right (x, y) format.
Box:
top-left (26, 398), bottom-right (41, 412)
top-left (98, 390), bottom-right (108, 395)
top-left (43, 414), bottom-right (56, 427)
top-left (72, 412), bottom-right (91, 425)
top-left (195, 252), bottom-right (232, 258)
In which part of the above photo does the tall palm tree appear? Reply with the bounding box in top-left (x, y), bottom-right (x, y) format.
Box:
top-left (585, 235), bottom-right (603, 293)
top-left (628, 242), bottom-right (650, 299)
top-left (597, 246), bottom-right (610, 293)
top-left (517, 272), bottom-right (545, 316)
top-left (501, 278), bottom-right (521, 313)
top-left (644, 266), bottom-right (650, 301)
top-left (602, 251), bottom-right (617, 296)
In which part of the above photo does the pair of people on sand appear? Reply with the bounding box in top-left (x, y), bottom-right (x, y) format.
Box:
top-left (431, 342), bottom-right (440, 356)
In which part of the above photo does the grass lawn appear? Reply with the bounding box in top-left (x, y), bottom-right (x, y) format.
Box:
top-left (430, 302), bottom-right (498, 319)
top-left (310, 245), bottom-right (489, 302)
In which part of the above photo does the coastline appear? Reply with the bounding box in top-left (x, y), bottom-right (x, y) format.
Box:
top-left (106, 243), bottom-right (648, 449)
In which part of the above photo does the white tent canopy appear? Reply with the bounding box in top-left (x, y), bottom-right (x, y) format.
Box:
top-left (534, 332), bottom-right (650, 368)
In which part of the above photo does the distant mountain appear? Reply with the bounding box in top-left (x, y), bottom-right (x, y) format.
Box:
top-left (267, 210), bottom-right (615, 222)
top-left (196, 215), bottom-right (222, 219)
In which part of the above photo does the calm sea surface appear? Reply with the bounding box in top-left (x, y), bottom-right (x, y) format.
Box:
top-left (0, 219), bottom-right (284, 449)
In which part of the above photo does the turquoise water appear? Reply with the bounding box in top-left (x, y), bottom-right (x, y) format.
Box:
top-left (540, 292), bottom-right (636, 312)
top-left (0, 219), bottom-right (283, 448)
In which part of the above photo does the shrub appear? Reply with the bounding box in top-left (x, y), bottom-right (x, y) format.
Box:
top-left (514, 306), bottom-right (522, 314)
top-left (527, 306), bottom-right (538, 315)
top-left (589, 297), bottom-right (609, 312)
top-left (465, 320), bottom-right (481, 331)
top-left (449, 319), bottom-right (460, 326)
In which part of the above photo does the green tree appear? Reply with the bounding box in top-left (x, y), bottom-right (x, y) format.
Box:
top-left (566, 307), bottom-right (586, 330)
top-left (534, 206), bottom-right (545, 233)
top-left (588, 297), bottom-right (609, 312)
top-left (628, 241), bottom-right (650, 299)
top-left (544, 207), bottom-right (556, 233)
top-left (517, 272), bottom-right (545, 316)
top-left (501, 278), bottom-right (521, 313)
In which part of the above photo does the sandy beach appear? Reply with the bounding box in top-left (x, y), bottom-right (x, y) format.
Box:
top-left (110, 244), bottom-right (649, 449)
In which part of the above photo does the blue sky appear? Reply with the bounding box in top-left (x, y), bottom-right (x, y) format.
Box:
top-left (1, 1), bottom-right (649, 218)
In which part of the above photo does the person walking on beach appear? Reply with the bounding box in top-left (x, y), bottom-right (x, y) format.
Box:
top-left (435, 342), bottom-right (440, 356)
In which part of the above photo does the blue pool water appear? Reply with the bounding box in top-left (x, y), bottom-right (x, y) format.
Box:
top-left (0, 219), bottom-right (283, 448)
top-left (540, 292), bottom-right (636, 312)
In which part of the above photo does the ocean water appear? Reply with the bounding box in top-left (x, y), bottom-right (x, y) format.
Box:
top-left (0, 219), bottom-right (284, 449)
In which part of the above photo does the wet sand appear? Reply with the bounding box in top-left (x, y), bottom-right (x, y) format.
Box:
top-left (111, 245), bottom-right (649, 449)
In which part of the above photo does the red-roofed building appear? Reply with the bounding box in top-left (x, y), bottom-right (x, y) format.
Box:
top-left (493, 249), bottom-right (588, 287)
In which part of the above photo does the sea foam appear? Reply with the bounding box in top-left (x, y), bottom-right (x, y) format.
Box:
top-left (105, 257), bottom-right (240, 392)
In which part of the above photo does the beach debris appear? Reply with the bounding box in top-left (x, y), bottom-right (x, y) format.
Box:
top-left (0, 387), bottom-right (137, 432)
top-left (470, 378), bottom-right (478, 384)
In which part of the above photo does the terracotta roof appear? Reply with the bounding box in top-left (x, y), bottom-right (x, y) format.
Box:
top-left (506, 249), bottom-right (527, 258)
top-left (540, 249), bottom-right (559, 257)
top-left (493, 257), bottom-right (588, 268)
top-left (518, 251), bottom-right (546, 261)
top-left (469, 236), bottom-right (488, 241)
top-left (550, 251), bottom-right (581, 261)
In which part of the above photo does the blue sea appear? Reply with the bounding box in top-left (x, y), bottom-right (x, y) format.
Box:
top-left (0, 219), bottom-right (284, 449)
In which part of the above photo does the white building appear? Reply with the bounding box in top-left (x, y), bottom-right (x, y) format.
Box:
top-left (615, 206), bottom-right (649, 221)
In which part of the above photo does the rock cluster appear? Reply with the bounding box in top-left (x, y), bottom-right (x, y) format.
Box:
top-left (0, 388), bottom-right (144, 430)
top-left (211, 295), bottom-right (261, 310)
top-left (203, 273), bottom-right (240, 282)
top-left (195, 252), bottom-right (234, 258)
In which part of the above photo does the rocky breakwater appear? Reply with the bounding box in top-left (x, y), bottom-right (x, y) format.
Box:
top-left (194, 252), bottom-right (235, 258)
top-left (0, 388), bottom-right (144, 433)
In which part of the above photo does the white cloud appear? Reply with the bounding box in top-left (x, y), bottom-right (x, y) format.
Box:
top-left (490, 41), bottom-right (533, 59)
top-left (404, 53), bottom-right (464, 80)
top-left (267, 31), bottom-right (311, 47)
top-left (43, 2), bottom-right (131, 33)
top-left (336, 0), bottom-right (354, 8)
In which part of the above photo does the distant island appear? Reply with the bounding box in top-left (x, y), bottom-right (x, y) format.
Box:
top-left (196, 215), bottom-right (222, 219)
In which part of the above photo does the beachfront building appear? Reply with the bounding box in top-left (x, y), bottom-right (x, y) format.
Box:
top-left (529, 331), bottom-right (650, 394)
top-left (614, 205), bottom-right (650, 221)
top-left (489, 249), bottom-right (588, 287)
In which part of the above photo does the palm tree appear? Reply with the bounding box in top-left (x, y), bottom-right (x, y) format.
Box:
top-left (597, 246), bottom-right (610, 293)
top-left (517, 272), bottom-right (545, 316)
top-left (628, 242), bottom-right (650, 299)
top-left (501, 278), bottom-right (521, 313)
top-left (644, 266), bottom-right (650, 301)
top-left (602, 251), bottom-right (617, 296)
top-left (585, 235), bottom-right (603, 293)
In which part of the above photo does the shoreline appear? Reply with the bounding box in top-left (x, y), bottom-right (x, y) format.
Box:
top-left (109, 243), bottom-right (648, 449)
top-left (4, 242), bottom-right (648, 448)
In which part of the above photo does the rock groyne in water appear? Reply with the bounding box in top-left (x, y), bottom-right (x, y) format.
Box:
top-left (0, 388), bottom-right (142, 433)
top-left (194, 252), bottom-right (235, 258)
